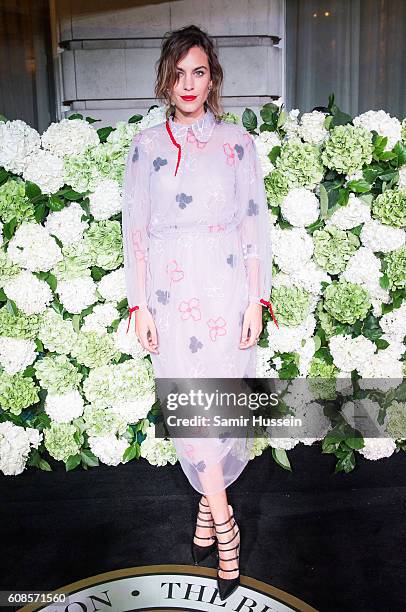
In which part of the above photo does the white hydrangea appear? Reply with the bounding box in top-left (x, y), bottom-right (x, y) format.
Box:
top-left (288, 261), bottom-right (331, 295)
top-left (41, 118), bottom-right (100, 157)
top-left (97, 268), bottom-right (126, 303)
top-left (57, 276), bottom-right (98, 314)
top-left (328, 334), bottom-right (376, 372)
top-left (266, 313), bottom-right (317, 354)
top-left (342, 247), bottom-right (390, 302)
top-left (44, 390), bottom-right (85, 423)
top-left (353, 109), bottom-right (402, 151)
top-left (295, 401), bottom-right (331, 444)
top-left (297, 337), bottom-right (316, 376)
top-left (111, 393), bottom-right (155, 425)
top-left (325, 193), bottom-right (371, 229)
top-left (45, 202), bottom-right (89, 246)
top-left (88, 178), bottom-right (122, 220)
top-left (138, 106), bottom-right (167, 131)
top-left (3, 269), bottom-right (53, 314)
top-left (22, 149), bottom-right (65, 194)
top-left (254, 131), bottom-right (281, 177)
top-left (255, 345), bottom-right (278, 378)
top-left (283, 109), bottom-right (300, 139)
top-left (357, 344), bottom-right (404, 381)
top-left (280, 187), bottom-right (320, 227)
top-left (299, 110), bottom-right (329, 145)
top-left (267, 436), bottom-right (299, 450)
top-left (0, 119), bottom-right (41, 174)
top-left (82, 302), bottom-right (120, 334)
top-left (0, 337), bottom-right (37, 374)
top-left (272, 226), bottom-right (314, 273)
top-left (7, 221), bottom-right (63, 272)
top-left (88, 434), bottom-right (130, 466)
top-left (398, 164), bottom-right (406, 193)
top-left (360, 218), bottom-right (405, 252)
top-left (341, 398), bottom-right (384, 437)
top-left (345, 169), bottom-right (364, 183)
top-left (0, 421), bottom-right (43, 476)
top-left (380, 303), bottom-right (406, 342)
top-left (113, 318), bottom-right (148, 359)
top-left (357, 437), bottom-right (397, 460)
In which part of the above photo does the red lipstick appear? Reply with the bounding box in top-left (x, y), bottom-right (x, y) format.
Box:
top-left (181, 95), bottom-right (197, 101)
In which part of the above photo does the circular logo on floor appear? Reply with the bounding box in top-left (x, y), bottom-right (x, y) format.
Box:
top-left (17, 564), bottom-right (318, 611)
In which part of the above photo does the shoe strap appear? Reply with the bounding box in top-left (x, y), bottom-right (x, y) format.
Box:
top-left (219, 555), bottom-right (239, 562)
top-left (213, 514), bottom-right (234, 527)
top-left (194, 534), bottom-right (216, 540)
top-left (214, 519), bottom-right (236, 535)
top-left (217, 542), bottom-right (239, 552)
top-left (217, 566), bottom-right (239, 572)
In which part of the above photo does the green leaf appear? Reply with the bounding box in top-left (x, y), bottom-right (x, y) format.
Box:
top-left (319, 184), bottom-right (328, 219)
top-left (66, 454), bottom-right (82, 471)
top-left (123, 443), bottom-right (140, 462)
top-left (34, 201), bottom-right (47, 224)
top-left (48, 195), bottom-right (65, 211)
top-left (268, 145), bottom-right (281, 164)
top-left (97, 126), bottom-right (114, 142)
top-left (346, 179), bottom-right (371, 193)
top-left (68, 113), bottom-right (83, 120)
top-left (345, 437), bottom-right (364, 450)
top-left (80, 449), bottom-right (99, 467)
top-left (334, 450), bottom-right (356, 473)
top-left (392, 140), bottom-right (406, 166)
top-left (72, 314), bottom-right (81, 333)
top-left (85, 116), bottom-right (101, 124)
top-left (38, 458), bottom-right (52, 471)
top-left (62, 188), bottom-right (84, 201)
top-left (242, 108), bottom-right (258, 132)
top-left (271, 447), bottom-right (292, 471)
top-left (379, 274), bottom-right (390, 290)
top-left (128, 114), bottom-right (143, 124)
top-left (25, 181), bottom-right (42, 199)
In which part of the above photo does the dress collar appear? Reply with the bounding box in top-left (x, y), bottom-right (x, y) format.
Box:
top-left (167, 107), bottom-right (217, 143)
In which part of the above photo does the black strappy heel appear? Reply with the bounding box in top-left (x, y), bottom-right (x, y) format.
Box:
top-left (191, 497), bottom-right (217, 565)
top-left (213, 506), bottom-right (240, 601)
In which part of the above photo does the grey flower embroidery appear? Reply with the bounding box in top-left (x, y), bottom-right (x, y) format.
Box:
top-left (156, 289), bottom-right (170, 305)
top-left (248, 199), bottom-right (259, 216)
top-left (132, 146), bottom-right (139, 162)
top-left (153, 157), bottom-right (168, 171)
top-left (234, 144), bottom-right (244, 160)
top-left (226, 254), bottom-right (235, 267)
top-left (189, 336), bottom-right (203, 353)
top-left (194, 460), bottom-right (206, 472)
top-left (176, 192), bottom-right (193, 209)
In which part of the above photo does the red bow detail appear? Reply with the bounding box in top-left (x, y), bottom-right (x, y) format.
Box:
top-left (260, 299), bottom-right (279, 328)
top-left (165, 120), bottom-right (181, 176)
top-left (126, 306), bottom-right (139, 334)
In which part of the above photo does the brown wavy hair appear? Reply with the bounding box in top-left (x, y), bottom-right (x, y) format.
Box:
top-left (154, 25), bottom-right (224, 121)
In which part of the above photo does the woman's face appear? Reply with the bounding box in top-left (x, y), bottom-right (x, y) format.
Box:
top-left (170, 45), bottom-right (212, 121)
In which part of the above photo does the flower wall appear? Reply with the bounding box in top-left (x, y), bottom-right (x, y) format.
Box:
top-left (0, 98), bottom-right (405, 477)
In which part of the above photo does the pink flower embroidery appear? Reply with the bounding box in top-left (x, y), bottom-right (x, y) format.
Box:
top-left (184, 443), bottom-right (195, 459)
top-left (166, 259), bottom-right (184, 283)
top-left (207, 316), bottom-right (227, 341)
top-left (187, 131), bottom-right (207, 149)
top-left (243, 132), bottom-right (254, 149)
top-left (178, 298), bottom-right (201, 321)
top-left (223, 143), bottom-right (235, 165)
top-left (131, 229), bottom-right (146, 260)
top-left (208, 224), bottom-right (226, 232)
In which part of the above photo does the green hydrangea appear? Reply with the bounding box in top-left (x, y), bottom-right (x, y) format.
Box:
top-left (372, 189), bottom-right (406, 228)
top-left (220, 112), bottom-right (240, 124)
top-left (63, 148), bottom-right (101, 193)
top-left (33, 354), bottom-right (82, 394)
top-left (51, 240), bottom-right (93, 281)
top-left (83, 220), bottom-right (123, 270)
top-left (272, 285), bottom-right (311, 326)
top-left (264, 170), bottom-right (290, 205)
top-left (0, 178), bottom-right (35, 223)
top-left (0, 249), bottom-right (21, 285)
top-left (384, 244), bottom-right (406, 290)
top-left (0, 371), bottom-right (39, 415)
top-left (38, 308), bottom-right (78, 355)
top-left (313, 225), bottom-right (360, 274)
top-left (70, 331), bottom-right (121, 368)
top-left (321, 125), bottom-right (374, 175)
top-left (275, 139), bottom-right (324, 189)
top-left (83, 404), bottom-right (127, 437)
top-left (44, 422), bottom-right (80, 462)
top-left (385, 401), bottom-right (406, 440)
top-left (0, 306), bottom-right (41, 339)
top-left (316, 301), bottom-right (340, 340)
top-left (323, 280), bottom-right (371, 324)
top-left (308, 357), bottom-right (339, 400)
top-left (83, 359), bottom-right (155, 407)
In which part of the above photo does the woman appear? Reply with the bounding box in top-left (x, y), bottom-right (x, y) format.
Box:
top-left (122, 25), bottom-right (273, 600)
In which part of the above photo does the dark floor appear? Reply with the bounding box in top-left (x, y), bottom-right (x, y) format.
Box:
top-left (1, 443), bottom-right (405, 612)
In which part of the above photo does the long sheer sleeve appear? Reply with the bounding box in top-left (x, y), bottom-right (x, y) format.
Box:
top-left (234, 128), bottom-right (273, 306)
top-left (121, 132), bottom-right (151, 313)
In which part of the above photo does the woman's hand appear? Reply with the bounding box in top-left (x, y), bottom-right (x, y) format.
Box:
top-left (135, 307), bottom-right (159, 354)
top-left (239, 302), bottom-right (263, 349)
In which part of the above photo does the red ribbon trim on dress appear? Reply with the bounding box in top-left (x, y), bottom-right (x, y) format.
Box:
top-left (126, 306), bottom-right (139, 334)
top-left (260, 299), bottom-right (279, 328)
top-left (165, 120), bottom-right (181, 176)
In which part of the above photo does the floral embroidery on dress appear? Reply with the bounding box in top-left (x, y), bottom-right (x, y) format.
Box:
top-left (223, 142), bottom-right (235, 165)
top-left (234, 143), bottom-right (244, 160)
top-left (166, 260), bottom-right (184, 283)
top-left (178, 297), bottom-right (201, 321)
top-left (207, 316), bottom-right (227, 341)
top-left (248, 198), bottom-right (259, 216)
top-left (153, 157), bottom-right (167, 171)
top-left (189, 336), bottom-right (203, 353)
top-left (131, 229), bottom-right (146, 260)
top-left (131, 146), bottom-right (139, 162)
top-left (156, 289), bottom-right (170, 305)
top-left (176, 192), bottom-right (193, 209)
